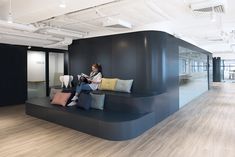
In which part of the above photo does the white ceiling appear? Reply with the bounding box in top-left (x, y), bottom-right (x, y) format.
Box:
top-left (0, 0), bottom-right (234, 58)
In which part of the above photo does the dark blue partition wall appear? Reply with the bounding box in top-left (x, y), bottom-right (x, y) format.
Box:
top-left (69, 31), bottom-right (178, 95)
top-left (68, 31), bottom-right (180, 123)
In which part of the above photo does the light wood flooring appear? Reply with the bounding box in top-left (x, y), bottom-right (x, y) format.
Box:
top-left (0, 83), bottom-right (235, 157)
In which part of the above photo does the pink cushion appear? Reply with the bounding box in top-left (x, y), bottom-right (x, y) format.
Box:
top-left (51, 92), bottom-right (71, 106)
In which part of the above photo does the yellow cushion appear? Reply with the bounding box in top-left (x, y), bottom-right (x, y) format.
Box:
top-left (99, 78), bottom-right (118, 91)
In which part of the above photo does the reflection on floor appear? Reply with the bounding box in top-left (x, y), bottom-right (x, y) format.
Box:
top-left (27, 82), bottom-right (46, 99)
top-left (179, 78), bottom-right (208, 108)
top-left (222, 80), bottom-right (235, 83)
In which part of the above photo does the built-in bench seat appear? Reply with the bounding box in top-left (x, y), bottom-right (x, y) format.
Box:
top-left (92, 90), bottom-right (160, 114)
top-left (26, 97), bottom-right (155, 141)
top-left (26, 88), bottom-right (177, 140)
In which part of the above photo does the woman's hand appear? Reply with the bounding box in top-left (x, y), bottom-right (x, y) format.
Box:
top-left (87, 79), bottom-right (92, 83)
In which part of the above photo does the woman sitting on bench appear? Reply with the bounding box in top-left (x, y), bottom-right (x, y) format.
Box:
top-left (68, 63), bottom-right (102, 106)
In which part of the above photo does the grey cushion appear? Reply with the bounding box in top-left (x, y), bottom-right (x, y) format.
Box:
top-left (114, 79), bottom-right (133, 93)
top-left (90, 93), bottom-right (105, 110)
top-left (50, 88), bottom-right (62, 100)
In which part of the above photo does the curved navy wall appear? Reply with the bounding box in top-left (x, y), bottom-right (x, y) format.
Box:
top-left (69, 31), bottom-right (179, 95)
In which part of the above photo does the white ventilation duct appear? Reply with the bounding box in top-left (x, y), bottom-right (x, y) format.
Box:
top-left (190, 0), bottom-right (227, 13)
top-left (44, 37), bottom-right (73, 48)
top-left (39, 28), bottom-right (85, 38)
top-left (0, 27), bottom-right (62, 41)
top-left (0, 20), bottom-right (38, 32)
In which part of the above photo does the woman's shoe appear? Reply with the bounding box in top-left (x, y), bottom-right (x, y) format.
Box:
top-left (71, 96), bottom-right (78, 101)
top-left (67, 101), bottom-right (77, 106)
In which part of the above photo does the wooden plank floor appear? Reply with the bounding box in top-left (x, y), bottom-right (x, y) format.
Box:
top-left (0, 83), bottom-right (235, 157)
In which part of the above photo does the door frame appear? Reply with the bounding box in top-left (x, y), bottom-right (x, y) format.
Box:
top-left (27, 46), bottom-right (68, 97)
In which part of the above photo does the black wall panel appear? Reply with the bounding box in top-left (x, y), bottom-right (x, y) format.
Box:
top-left (213, 57), bottom-right (221, 82)
top-left (69, 31), bottom-right (180, 95)
top-left (68, 31), bottom-right (181, 119)
top-left (0, 44), bottom-right (68, 105)
top-left (0, 44), bottom-right (27, 105)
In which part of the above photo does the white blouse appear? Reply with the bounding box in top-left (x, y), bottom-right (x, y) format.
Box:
top-left (88, 72), bottom-right (102, 90)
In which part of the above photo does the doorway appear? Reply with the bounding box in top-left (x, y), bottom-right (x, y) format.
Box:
top-left (27, 51), bottom-right (65, 99)
top-left (27, 51), bottom-right (46, 99)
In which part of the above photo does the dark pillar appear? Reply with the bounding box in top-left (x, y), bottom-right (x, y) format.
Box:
top-left (45, 52), bottom-right (50, 96)
top-left (64, 51), bottom-right (69, 75)
top-left (213, 57), bottom-right (221, 82)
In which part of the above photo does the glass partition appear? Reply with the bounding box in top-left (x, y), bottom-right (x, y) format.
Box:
top-left (221, 59), bottom-right (235, 82)
top-left (27, 51), bottom-right (46, 98)
top-left (179, 46), bottom-right (208, 108)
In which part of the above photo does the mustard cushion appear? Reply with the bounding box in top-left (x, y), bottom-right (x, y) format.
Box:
top-left (99, 78), bottom-right (118, 91)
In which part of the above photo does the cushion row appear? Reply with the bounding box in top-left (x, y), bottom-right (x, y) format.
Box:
top-left (99, 78), bottom-right (133, 93)
top-left (50, 89), bottom-right (105, 110)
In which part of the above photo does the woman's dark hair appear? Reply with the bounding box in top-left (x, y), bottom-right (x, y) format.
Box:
top-left (92, 63), bottom-right (102, 73)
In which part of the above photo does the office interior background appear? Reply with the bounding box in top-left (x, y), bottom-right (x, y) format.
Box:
top-left (0, 0), bottom-right (234, 157)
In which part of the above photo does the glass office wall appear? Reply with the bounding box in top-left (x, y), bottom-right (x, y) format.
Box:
top-left (221, 59), bottom-right (235, 82)
top-left (179, 47), bottom-right (208, 108)
top-left (27, 51), bottom-right (65, 99)
top-left (27, 51), bottom-right (46, 99)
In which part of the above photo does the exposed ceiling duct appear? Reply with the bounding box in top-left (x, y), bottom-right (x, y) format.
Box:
top-left (0, 0), bottom-right (129, 49)
top-left (39, 28), bottom-right (85, 38)
top-left (44, 37), bottom-right (72, 48)
top-left (0, 27), bottom-right (61, 41)
top-left (0, 20), bottom-right (38, 32)
top-left (190, 0), bottom-right (227, 14)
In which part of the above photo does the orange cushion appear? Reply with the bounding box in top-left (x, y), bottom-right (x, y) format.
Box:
top-left (51, 92), bottom-right (71, 106)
